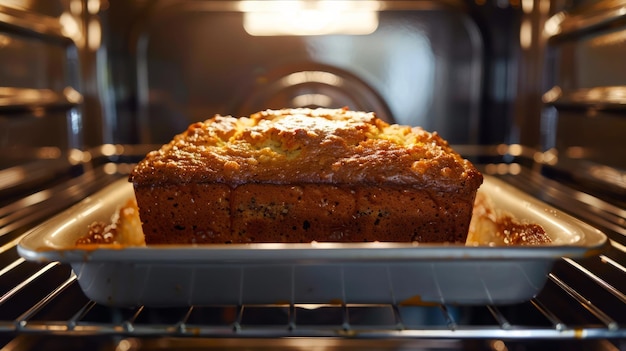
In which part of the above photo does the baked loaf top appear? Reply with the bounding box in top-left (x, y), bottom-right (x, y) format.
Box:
top-left (129, 108), bottom-right (482, 193)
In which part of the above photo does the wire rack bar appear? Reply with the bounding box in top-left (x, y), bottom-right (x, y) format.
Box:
top-left (0, 262), bottom-right (59, 305)
top-left (15, 272), bottom-right (78, 329)
top-left (529, 298), bottom-right (565, 330)
top-left (563, 256), bottom-right (626, 305)
top-left (547, 273), bottom-right (618, 330)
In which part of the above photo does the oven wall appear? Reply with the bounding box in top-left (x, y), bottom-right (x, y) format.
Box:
top-left (0, 0), bottom-right (83, 197)
top-left (96, 0), bottom-right (532, 146)
top-left (540, 0), bottom-right (626, 204)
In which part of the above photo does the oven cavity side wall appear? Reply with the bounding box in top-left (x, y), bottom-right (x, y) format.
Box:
top-left (541, 0), bottom-right (626, 205)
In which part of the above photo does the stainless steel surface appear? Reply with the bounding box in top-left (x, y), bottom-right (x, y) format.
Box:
top-left (130, 0), bottom-right (483, 144)
top-left (543, 86), bottom-right (626, 109)
top-left (542, 0), bottom-right (626, 200)
top-left (0, 2), bottom-right (70, 40)
top-left (546, 0), bottom-right (626, 39)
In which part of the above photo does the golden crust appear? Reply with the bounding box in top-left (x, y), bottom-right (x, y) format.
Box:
top-left (129, 108), bottom-right (482, 193)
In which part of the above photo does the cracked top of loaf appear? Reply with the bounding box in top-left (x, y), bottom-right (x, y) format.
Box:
top-left (129, 108), bottom-right (483, 192)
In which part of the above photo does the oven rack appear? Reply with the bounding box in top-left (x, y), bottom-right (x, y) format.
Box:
top-left (0, 163), bottom-right (625, 346)
top-left (0, 264), bottom-right (625, 340)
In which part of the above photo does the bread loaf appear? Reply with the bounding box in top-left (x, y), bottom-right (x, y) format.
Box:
top-left (129, 108), bottom-right (483, 244)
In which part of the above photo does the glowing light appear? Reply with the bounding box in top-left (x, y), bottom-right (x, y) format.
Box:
top-left (292, 94), bottom-right (333, 107)
top-left (60, 12), bottom-right (80, 39)
top-left (36, 147), bottom-right (61, 159)
top-left (0, 34), bottom-right (10, 48)
top-left (544, 11), bottom-right (566, 37)
top-left (521, 0), bottom-right (533, 13)
top-left (541, 149), bottom-right (558, 165)
top-left (70, 0), bottom-right (82, 15)
top-left (520, 18), bottom-right (532, 49)
top-left (88, 18), bottom-right (101, 51)
top-left (542, 86), bottom-right (562, 103)
top-left (103, 163), bottom-right (118, 175)
top-left (282, 71), bottom-right (343, 87)
top-left (64, 86), bottom-right (83, 104)
top-left (566, 146), bottom-right (586, 159)
top-left (242, 1), bottom-right (380, 36)
top-left (87, 0), bottom-right (100, 14)
top-left (508, 144), bottom-right (523, 156)
top-left (68, 149), bottom-right (84, 165)
top-left (0, 167), bottom-right (26, 187)
top-left (101, 144), bottom-right (117, 156)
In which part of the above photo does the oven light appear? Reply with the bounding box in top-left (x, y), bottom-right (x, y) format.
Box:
top-left (542, 86), bottom-right (562, 104)
top-left (241, 0), bottom-right (380, 36)
top-left (534, 148), bottom-right (558, 166)
top-left (68, 149), bottom-right (91, 165)
top-left (87, 18), bottom-right (101, 51)
top-left (520, 18), bottom-right (532, 49)
top-left (484, 163), bottom-right (521, 175)
top-left (544, 11), bottom-right (566, 37)
top-left (521, 0), bottom-right (533, 14)
top-left (60, 11), bottom-right (81, 41)
top-left (100, 144), bottom-right (117, 156)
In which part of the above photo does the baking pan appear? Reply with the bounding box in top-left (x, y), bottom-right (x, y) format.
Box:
top-left (17, 175), bottom-right (608, 307)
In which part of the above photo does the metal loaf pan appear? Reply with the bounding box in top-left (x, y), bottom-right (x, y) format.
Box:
top-left (18, 175), bottom-right (608, 307)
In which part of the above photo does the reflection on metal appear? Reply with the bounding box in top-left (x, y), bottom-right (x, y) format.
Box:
top-left (545, 1), bottom-right (626, 39)
top-left (533, 148), bottom-right (558, 166)
top-left (87, 0), bottom-right (104, 15)
top-left (542, 86), bottom-right (626, 109)
top-left (0, 167), bottom-right (27, 191)
top-left (0, 33), bottom-right (10, 48)
top-left (520, 18), bottom-right (532, 49)
top-left (291, 93), bottom-right (333, 107)
top-left (483, 162), bottom-right (522, 175)
top-left (238, 67), bottom-right (395, 123)
top-left (496, 143), bottom-right (524, 156)
top-left (542, 86), bottom-right (562, 104)
top-left (64, 87), bottom-right (83, 104)
top-left (521, 0), bottom-right (533, 14)
top-left (281, 71), bottom-right (343, 87)
top-left (103, 162), bottom-right (135, 175)
top-left (0, 4), bottom-right (71, 41)
top-left (59, 11), bottom-right (81, 42)
top-left (544, 11), bottom-right (566, 37)
top-left (35, 146), bottom-right (62, 159)
top-left (589, 165), bottom-right (626, 190)
top-left (68, 149), bottom-right (91, 165)
top-left (589, 28), bottom-right (626, 47)
top-left (0, 87), bottom-right (82, 110)
top-left (87, 17), bottom-right (101, 51)
top-left (565, 146), bottom-right (588, 159)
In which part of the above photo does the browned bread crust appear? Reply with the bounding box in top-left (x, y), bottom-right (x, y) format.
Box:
top-left (129, 108), bottom-right (483, 244)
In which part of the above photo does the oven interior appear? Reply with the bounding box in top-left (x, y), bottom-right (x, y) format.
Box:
top-left (0, 0), bottom-right (625, 350)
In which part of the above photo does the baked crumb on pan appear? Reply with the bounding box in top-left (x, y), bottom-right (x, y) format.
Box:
top-left (467, 192), bottom-right (551, 246)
